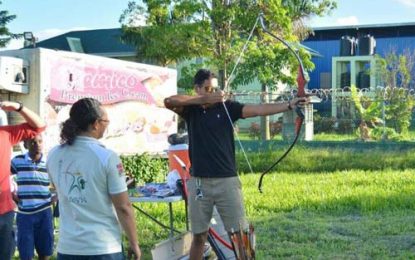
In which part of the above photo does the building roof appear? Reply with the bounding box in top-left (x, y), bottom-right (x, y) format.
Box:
top-left (34, 28), bottom-right (136, 57)
top-left (35, 21), bottom-right (415, 56)
top-left (307, 21), bottom-right (415, 41)
top-left (313, 21), bottom-right (415, 31)
top-left (34, 27), bottom-right (322, 59)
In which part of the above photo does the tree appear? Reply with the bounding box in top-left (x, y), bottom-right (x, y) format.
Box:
top-left (350, 85), bottom-right (383, 141)
top-left (120, 0), bottom-right (336, 139)
top-left (120, 0), bottom-right (336, 89)
top-left (0, 1), bottom-right (17, 47)
top-left (351, 49), bottom-right (415, 141)
top-left (120, 1), bottom-right (211, 67)
top-left (282, 0), bottom-right (336, 40)
top-left (375, 49), bottom-right (415, 136)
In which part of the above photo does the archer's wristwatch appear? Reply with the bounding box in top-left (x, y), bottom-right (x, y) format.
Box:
top-left (16, 102), bottom-right (23, 112)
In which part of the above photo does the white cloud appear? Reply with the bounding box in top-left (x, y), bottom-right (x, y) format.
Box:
top-left (335, 16), bottom-right (359, 26)
top-left (394, 0), bottom-right (415, 8)
top-left (35, 27), bottom-right (90, 42)
top-left (2, 38), bottom-right (24, 50)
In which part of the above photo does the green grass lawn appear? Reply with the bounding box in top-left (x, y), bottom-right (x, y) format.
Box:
top-left (244, 170), bottom-right (415, 259)
top-left (238, 130), bottom-right (415, 142)
top-left (312, 132), bottom-right (357, 141)
top-left (237, 131), bottom-right (357, 141)
top-left (128, 168), bottom-right (415, 259)
top-left (16, 147), bottom-right (415, 259)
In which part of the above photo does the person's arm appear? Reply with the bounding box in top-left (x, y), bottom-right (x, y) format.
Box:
top-left (0, 101), bottom-right (45, 129)
top-left (106, 153), bottom-right (141, 259)
top-left (164, 91), bottom-right (225, 114)
top-left (111, 192), bottom-right (141, 260)
top-left (242, 97), bottom-right (309, 118)
top-left (50, 183), bottom-right (58, 203)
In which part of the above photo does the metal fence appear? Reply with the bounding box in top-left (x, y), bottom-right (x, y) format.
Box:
top-left (230, 86), bottom-right (415, 140)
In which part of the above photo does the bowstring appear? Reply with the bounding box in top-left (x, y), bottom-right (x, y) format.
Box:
top-left (226, 15), bottom-right (260, 90)
top-left (222, 102), bottom-right (254, 174)
top-left (223, 15), bottom-right (260, 175)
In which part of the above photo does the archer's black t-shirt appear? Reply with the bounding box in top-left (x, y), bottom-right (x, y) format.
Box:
top-left (180, 100), bottom-right (244, 178)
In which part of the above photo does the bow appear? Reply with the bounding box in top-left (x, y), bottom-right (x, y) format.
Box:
top-left (257, 12), bottom-right (309, 193)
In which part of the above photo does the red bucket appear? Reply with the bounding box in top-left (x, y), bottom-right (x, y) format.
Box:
top-left (168, 144), bottom-right (190, 174)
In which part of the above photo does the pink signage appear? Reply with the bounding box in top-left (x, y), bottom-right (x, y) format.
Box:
top-left (48, 59), bottom-right (163, 105)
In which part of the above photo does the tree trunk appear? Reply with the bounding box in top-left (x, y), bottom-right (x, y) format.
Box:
top-left (260, 84), bottom-right (270, 140)
top-left (218, 69), bottom-right (227, 91)
top-left (359, 121), bottom-right (370, 141)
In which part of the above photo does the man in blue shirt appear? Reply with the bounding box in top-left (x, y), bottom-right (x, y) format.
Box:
top-left (11, 135), bottom-right (54, 260)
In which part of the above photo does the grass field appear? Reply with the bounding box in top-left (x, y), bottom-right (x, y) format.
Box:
top-left (244, 170), bottom-right (415, 259)
top-left (14, 146), bottom-right (415, 259)
top-left (131, 169), bottom-right (415, 259)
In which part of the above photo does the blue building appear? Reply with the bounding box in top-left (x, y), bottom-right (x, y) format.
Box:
top-left (302, 22), bottom-right (415, 116)
top-left (303, 22), bottom-right (415, 90)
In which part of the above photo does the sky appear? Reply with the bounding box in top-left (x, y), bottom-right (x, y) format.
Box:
top-left (1, 0), bottom-right (415, 50)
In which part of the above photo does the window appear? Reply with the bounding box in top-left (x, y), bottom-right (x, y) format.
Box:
top-left (67, 37), bottom-right (84, 53)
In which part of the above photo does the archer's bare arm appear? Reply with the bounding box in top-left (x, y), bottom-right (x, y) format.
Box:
top-left (164, 91), bottom-right (225, 114)
top-left (242, 97), bottom-right (309, 118)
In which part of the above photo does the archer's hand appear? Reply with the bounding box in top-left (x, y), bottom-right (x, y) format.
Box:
top-left (289, 97), bottom-right (309, 110)
top-left (202, 90), bottom-right (226, 105)
top-left (0, 101), bottom-right (20, 112)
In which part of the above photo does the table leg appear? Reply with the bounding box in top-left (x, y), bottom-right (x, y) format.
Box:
top-left (169, 202), bottom-right (174, 239)
top-left (184, 199), bottom-right (189, 231)
top-left (132, 204), bottom-right (180, 234)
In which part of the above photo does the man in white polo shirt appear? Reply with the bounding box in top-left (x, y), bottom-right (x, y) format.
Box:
top-left (47, 98), bottom-right (141, 260)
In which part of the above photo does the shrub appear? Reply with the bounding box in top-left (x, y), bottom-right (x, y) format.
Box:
top-left (249, 122), bottom-right (261, 139)
top-left (120, 153), bottom-right (168, 184)
top-left (270, 121), bottom-right (282, 138)
top-left (314, 115), bottom-right (336, 133)
top-left (335, 119), bottom-right (355, 134)
top-left (371, 127), bottom-right (400, 141)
